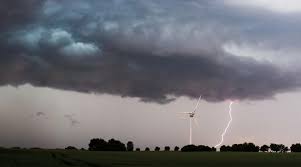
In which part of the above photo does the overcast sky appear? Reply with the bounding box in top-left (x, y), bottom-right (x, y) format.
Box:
top-left (1, 0), bottom-right (301, 149)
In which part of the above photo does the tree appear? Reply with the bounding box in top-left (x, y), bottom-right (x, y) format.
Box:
top-left (282, 146), bottom-right (289, 153)
top-left (220, 145), bottom-right (232, 152)
top-left (197, 145), bottom-right (216, 152)
top-left (181, 145), bottom-right (216, 152)
top-left (89, 138), bottom-right (107, 151)
top-left (269, 144), bottom-right (288, 153)
top-left (291, 143), bottom-right (301, 152)
top-left (65, 146), bottom-right (77, 150)
top-left (174, 146), bottom-right (180, 151)
top-left (164, 146), bottom-right (170, 151)
top-left (107, 138), bottom-right (126, 151)
top-left (230, 143), bottom-right (259, 152)
top-left (155, 147), bottom-right (160, 151)
top-left (88, 138), bottom-right (126, 151)
top-left (270, 144), bottom-right (281, 152)
top-left (260, 145), bottom-right (269, 152)
top-left (145, 147), bottom-right (150, 151)
top-left (279, 144), bottom-right (288, 153)
top-left (127, 141), bottom-right (134, 151)
top-left (219, 143), bottom-right (260, 152)
top-left (181, 145), bottom-right (198, 152)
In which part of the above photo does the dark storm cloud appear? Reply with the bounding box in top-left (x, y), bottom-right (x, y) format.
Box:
top-left (1, 0), bottom-right (301, 103)
top-left (0, 0), bottom-right (45, 32)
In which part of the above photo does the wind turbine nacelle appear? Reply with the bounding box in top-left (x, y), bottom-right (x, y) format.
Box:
top-left (189, 113), bottom-right (195, 118)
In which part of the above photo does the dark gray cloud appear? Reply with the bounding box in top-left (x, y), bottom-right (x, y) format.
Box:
top-left (0, 0), bottom-right (45, 32)
top-left (0, 0), bottom-right (301, 103)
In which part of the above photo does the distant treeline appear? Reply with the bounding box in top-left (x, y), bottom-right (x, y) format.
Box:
top-left (6, 139), bottom-right (301, 153)
top-left (62, 138), bottom-right (301, 153)
top-left (9, 138), bottom-right (299, 153)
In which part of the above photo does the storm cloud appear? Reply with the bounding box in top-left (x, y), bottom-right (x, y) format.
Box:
top-left (1, 0), bottom-right (301, 103)
top-left (0, 0), bottom-right (45, 32)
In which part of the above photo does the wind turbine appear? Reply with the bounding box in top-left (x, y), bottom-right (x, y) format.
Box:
top-left (180, 95), bottom-right (202, 145)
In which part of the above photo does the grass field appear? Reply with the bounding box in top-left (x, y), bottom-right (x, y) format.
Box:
top-left (1, 149), bottom-right (301, 167)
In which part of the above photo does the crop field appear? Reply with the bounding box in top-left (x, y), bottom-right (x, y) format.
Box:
top-left (1, 149), bottom-right (301, 167)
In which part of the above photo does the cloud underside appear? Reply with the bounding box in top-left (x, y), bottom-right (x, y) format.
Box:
top-left (0, 0), bottom-right (301, 103)
top-left (1, 51), bottom-right (298, 103)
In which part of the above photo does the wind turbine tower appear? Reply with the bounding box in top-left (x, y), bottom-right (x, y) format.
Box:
top-left (181, 95), bottom-right (202, 145)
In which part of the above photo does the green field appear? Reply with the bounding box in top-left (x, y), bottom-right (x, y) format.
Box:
top-left (1, 149), bottom-right (301, 167)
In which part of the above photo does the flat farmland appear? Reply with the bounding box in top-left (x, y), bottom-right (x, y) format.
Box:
top-left (1, 149), bottom-right (301, 167)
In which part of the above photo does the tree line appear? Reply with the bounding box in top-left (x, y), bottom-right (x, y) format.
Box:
top-left (5, 138), bottom-right (301, 153)
top-left (61, 138), bottom-right (300, 152)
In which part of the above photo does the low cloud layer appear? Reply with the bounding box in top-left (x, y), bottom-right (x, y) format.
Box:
top-left (1, 0), bottom-right (301, 103)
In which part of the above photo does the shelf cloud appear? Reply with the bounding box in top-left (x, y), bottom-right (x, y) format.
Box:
top-left (1, 0), bottom-right (301, 103)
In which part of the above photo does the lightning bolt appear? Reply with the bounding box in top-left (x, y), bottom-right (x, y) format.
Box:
top-left (215, 101), bottom-right (234, 148)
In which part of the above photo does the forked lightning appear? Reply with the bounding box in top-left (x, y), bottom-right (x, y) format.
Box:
top-left (215, 101), bottom-right (234, 148)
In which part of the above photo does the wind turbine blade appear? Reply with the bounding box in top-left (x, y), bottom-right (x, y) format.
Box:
top-left (193, 95), bottom-right (202, 113)
top-left (178, 112), bottom-right (192, 114)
